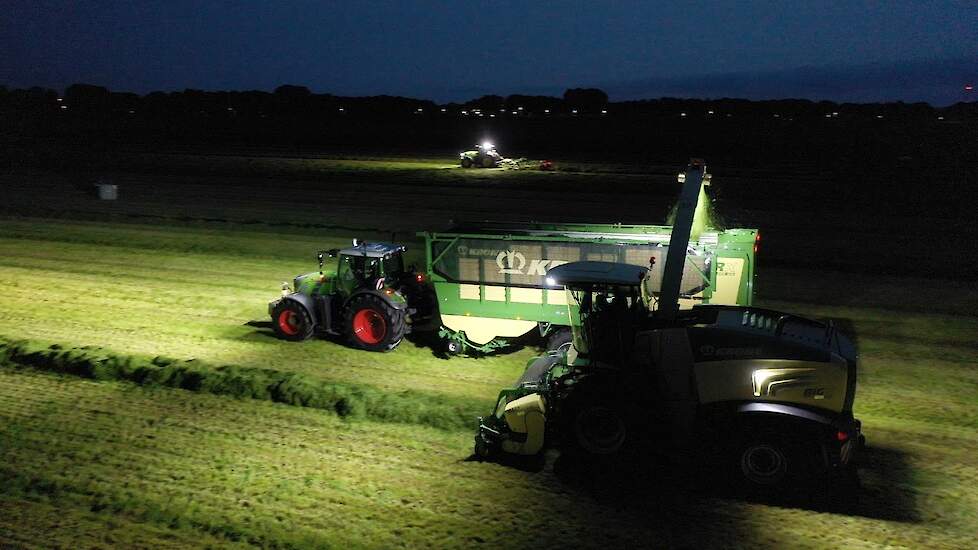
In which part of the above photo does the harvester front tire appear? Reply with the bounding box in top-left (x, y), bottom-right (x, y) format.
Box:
top-left (546, 328), bottom-right (573, 352)
top-left (345, 294), bottom-right (405, 352)
top-left (272, 300), bottom-right (315, 342)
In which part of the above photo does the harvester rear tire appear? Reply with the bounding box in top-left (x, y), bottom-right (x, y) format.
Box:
top-left (272, 300), bottom-right (315, 342)
top-left (728, 429), bottom-right (815, 492)
top-left (345, 294), bottom-right (405, 352)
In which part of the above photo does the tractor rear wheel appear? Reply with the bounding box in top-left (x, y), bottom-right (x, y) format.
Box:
top-left (482, 155), bottom-right (495, 168)
top-left (272, 300), bottom-right (315, 341)
top-left (345, 294), bottom-right (405, 352)
top-left (461, 157), bottom-right (473, 168)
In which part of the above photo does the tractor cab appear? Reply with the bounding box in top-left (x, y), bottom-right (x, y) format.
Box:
top-left (332, 242), bottom-right (408, 294)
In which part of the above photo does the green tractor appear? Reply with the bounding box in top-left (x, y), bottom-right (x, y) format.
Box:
top-left (474, 161), bottom-right (863, 491)
top-left (460, 142), bottom-right (502, 168)
top-left (268, 241), bottom-right (432, 351)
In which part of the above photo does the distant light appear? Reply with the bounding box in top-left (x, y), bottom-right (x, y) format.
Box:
top-left (876, 115), bottom-right (884, 119)
top-left (517, 106), bottom-right (524, 111)
top-left (938, 116), bottom-right (944, 120)
top-left (511, 111), bottom-right (517, 115)
top-left (601, 109), bottom-right (607, 114)
top-left (440, 108), bottom-right (446, 112)
top-left (338, 107), bottom-right (345, 112)
top-left (572, 109), bottom-right (578, 114)
top-left (680, 112), bottom-right (686, 117)
top-left (489, 114), bottom-right (495, 117)
top-left (461, 110), bottom-right (468, 115)
top-left (499, 108), bottom-right (505, 112)
top-left (544, 109), bottom-right (550, 113)
top-left (60, 105), bottom-right (67, 110)
top-left (227, 107), bottom-right (233, 111)
top-left (417, 108), bottom-right (423, 112)
top-left (773, 114), bottom-right (780, 118)
top-left (825, 114), bottom-right (831, 118)
top-left (965, 84), bottom-right (974, 92)
top-left (56, 98), bottom-right (63, 102)
top-left (707, 110), bottom-right (714, 115)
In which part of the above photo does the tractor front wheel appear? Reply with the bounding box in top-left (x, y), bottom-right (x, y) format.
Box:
top-left (272, 300), bottom-right (315, 341)
top-left (461, 157), bottom-right (473, 168)
top-left (345, 294), bottom-right (405, 352)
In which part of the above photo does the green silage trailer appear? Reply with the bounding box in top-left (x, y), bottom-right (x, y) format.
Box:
top-left (421, 222), bottom-right (758, 353)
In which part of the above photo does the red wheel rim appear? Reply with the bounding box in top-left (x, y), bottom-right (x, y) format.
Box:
top-left (353, 309), bottom-right (386, 344)
top-left (277, 309), bottom-right (300, 336)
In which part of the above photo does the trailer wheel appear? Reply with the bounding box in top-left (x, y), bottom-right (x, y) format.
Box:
top-left (461, 157), bottom-right (473, 168)
top-left (445, 339), bottom-right (463, 355)
top-left (272, 300), bottom-right (315, 342)
top-left (345, 294), bottom-right (405, 352)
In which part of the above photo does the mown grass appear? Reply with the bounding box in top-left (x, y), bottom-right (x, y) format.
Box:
top-left (1, 217), bottom-right (978, 548)
top-left (0, 337), bottom-right (484, 431)
top-left (2, 368), bottom-right (976, 549)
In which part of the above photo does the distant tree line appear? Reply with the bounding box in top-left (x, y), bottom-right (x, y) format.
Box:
top-left (1, 82), bottom-right (976, 174)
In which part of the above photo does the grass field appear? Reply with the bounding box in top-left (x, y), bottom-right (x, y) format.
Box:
top-left (0, 153), bottom-right (977, 548)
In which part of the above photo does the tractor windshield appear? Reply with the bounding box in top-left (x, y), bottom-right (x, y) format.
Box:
top-left (382, 253), bottom-right (404, 277)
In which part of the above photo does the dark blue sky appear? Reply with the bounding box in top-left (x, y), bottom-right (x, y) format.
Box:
top-left (2, 1), bottom-right (976, 104)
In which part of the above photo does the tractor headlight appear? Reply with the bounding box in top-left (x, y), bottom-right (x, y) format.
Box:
top-left (482, 141), bottom-right (493, 150)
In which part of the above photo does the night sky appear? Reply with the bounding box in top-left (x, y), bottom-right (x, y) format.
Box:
top-left (2, 1), bottom-right (976, 105)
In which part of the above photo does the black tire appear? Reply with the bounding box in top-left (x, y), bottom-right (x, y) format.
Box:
top-left (474, 437), bottom-right (494, 460)
top-left (546, 328), bottom-right (573, 351)
top-left (482, 155), bottom-right (495, 168)
top-left (461, 157), bottom-right (473, 168)
top-left (729, 430), bottom-right (815, 491)
top-left (571, 403), bottom-right (628, 456)
top-left (271, 300), bottom-right (315, 342)
top-left (344, 294), bottom-right (405, 352)
top-left (445, 339), bottom-right (463, 355)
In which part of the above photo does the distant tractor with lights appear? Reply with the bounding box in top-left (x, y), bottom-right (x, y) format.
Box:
top-left (460, 142), bottom-right (502, 168)
top-left (269, 241), bottom-right (432, 351)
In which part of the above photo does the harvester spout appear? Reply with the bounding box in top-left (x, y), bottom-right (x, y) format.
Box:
top-left (657, 159), bottom-right (708, 320)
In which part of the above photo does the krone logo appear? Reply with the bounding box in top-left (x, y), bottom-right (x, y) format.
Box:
top-left (496, 250), bottom-right (526, 274)
top-left (495, 250), bottom-right (568, 276)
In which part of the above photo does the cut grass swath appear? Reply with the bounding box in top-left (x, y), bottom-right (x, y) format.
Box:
top-left (0, 338), bottom-right (486, 432)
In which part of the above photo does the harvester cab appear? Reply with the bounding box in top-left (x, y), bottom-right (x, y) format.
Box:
top-left (474, 160), bottom-right (863, 491)
top-left (269, 240), bottom-right (432, 352)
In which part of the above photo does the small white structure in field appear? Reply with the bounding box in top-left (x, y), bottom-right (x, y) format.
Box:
top-left (95, 179), bottom-right (118, 200)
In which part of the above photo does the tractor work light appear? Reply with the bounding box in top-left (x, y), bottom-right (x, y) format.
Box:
top-left (482, 141), bottom-right (493, 150)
